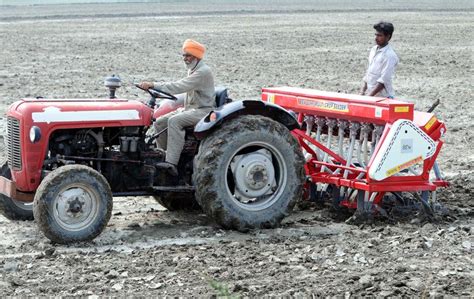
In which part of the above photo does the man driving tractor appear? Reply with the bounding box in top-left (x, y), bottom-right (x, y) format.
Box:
top-left (139, 39), bottom-right (215, 176)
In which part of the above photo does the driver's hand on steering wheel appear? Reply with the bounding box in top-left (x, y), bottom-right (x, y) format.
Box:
top-left (139, 81), bottom-right (154, 90)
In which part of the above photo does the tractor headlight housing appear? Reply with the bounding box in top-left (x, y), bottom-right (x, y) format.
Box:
top-left (29, 126), bottom-right (41, 143)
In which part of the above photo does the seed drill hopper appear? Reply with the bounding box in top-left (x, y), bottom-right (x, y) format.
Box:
top-left (262, 87), bottom-right (448, 218)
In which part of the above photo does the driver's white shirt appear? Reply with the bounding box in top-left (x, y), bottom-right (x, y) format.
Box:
top-left (363, 44), bottom-right (399, 98)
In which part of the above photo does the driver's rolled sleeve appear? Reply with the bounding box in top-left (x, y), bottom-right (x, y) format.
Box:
top-left (154, 74), bottom-right (202, 95)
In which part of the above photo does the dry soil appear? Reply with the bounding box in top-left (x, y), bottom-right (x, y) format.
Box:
top-left (0, 0), bottom-right (472, 297)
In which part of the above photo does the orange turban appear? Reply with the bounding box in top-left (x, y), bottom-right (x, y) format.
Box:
top-left (182, 39), bottom-right (206, 59)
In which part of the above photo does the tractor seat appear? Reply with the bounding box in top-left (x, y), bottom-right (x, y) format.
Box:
top-left (184, 87), bottom-right (229, 137)
top-left (214, 86), bottom-right (229, 108)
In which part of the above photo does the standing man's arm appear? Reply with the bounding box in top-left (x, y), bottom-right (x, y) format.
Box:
top-left (367, 82), bottom-right (385, 96)
top-left (360, 82), bottom-right (368, 95)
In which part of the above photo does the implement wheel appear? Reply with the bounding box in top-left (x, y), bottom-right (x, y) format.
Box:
top-left (33, 165), bottom-right (113, 244)
top-left (0, 161), bottom-right (34, 221)
top-left (193, 115), bottom-right (305, 231)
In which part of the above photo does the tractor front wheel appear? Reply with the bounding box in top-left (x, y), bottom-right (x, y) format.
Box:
top-left (33, 165), bottom-right (113, 244)
top-left (193, 115), bottom-right (305, 231)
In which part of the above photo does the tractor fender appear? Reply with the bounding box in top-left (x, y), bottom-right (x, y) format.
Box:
top-left (194, 100), bottom-right (300, 140)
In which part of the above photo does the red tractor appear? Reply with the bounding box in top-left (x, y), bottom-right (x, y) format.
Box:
top-left (0, 78), bottom-right (448, 244)
top-left (0, 77), bottom-right (305, 244)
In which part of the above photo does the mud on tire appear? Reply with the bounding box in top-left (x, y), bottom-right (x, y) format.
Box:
top-left (0, 161), bottom-right (34, 221)
top-left (193, 115), bottom-right (305, 231)
top-left (33, 165), bottom-right (113, 244)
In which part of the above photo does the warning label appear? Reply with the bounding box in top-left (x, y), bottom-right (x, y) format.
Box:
top-left (395, 106), bottom-right (410, 113)
top-left (424, 116), bottom-right (437, 131)
top-left (267, 94), bottom-right (275, 103)
top-left (386, 156), bottom-right (423, 177)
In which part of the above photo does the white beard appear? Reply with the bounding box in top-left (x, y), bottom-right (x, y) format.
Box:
top-left (185, 59), bottom-right (198, 71)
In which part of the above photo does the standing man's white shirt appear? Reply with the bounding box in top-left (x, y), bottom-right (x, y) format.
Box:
top-left (363, 44), bottom-right (399, 98)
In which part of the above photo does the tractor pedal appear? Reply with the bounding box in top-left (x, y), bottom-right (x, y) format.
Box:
top-left (155, 162), bottom-right (178, 176)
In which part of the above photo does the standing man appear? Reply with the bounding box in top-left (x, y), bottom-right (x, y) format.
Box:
top-left (360, 21), bottom-right (399, 98)
top-left (139, 39), bottom-right (215, 176)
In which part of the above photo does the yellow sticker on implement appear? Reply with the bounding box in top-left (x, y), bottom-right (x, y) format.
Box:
top-left (425, 116), bottom-right (437, 131)
top-left (386, 156), bottom-right (423, 177)
top-left (394, 106), bottom-right (410, 113)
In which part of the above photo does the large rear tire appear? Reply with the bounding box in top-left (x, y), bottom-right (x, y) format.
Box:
top-left (0, 162), bottom-right (34, 221)
top-left (193, 115), bottom-right (305, 231)
top-left (33, 165), bottom-right (113, 244)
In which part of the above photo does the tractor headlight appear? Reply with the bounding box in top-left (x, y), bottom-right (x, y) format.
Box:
top-left (29, 126), bottom-right (41, 143)
top-left (209, 112), bottom-right (217, 122)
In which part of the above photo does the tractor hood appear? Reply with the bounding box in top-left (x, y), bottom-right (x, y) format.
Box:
top-left (8, 98), bottom-right (154, 128)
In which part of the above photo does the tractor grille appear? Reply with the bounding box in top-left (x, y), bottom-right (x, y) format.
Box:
top-left (6, 117), bottom-right (22, 171)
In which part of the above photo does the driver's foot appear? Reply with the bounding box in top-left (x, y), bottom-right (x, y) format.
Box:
top-left (153, 147), bottom-right (166, 155)
top-left (155, 162), bottom-right (178, 176)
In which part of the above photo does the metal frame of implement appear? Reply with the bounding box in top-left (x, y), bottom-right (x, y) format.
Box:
top-left (262, 87), bottom-right (448, 212)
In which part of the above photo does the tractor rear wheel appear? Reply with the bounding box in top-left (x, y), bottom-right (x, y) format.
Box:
top-left (0, 161), bottom-right (34, 221)
top-left (193, 115), bottom-right (305, 231)
top-left (33, 165), bottom-right (113, 244)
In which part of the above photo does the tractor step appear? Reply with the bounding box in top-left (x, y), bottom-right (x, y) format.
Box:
top-left (151, 186), bottom-right (195, 193)
top-left (112, 186), bottom-right (195, 197)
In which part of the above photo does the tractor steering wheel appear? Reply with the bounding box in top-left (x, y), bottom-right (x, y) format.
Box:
top-left (134, 84), bottom-right (178, 101)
